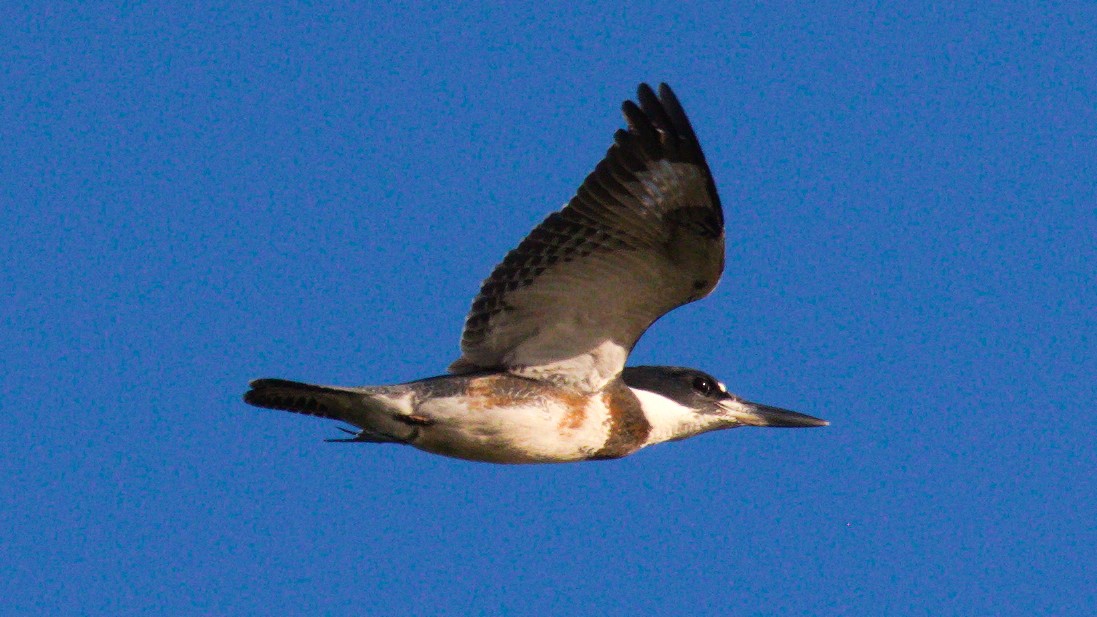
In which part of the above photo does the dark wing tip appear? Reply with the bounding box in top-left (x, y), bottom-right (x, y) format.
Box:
top-left (633, 82), bottom-right (724, 226)
top-left (654, 83), bottom-right (700, 146)
top-left (636, 83), bottom-right (675, 136)
top-left (631, 83), bottom-right (707, 167)
top-left (616, 83), bottom-right (709, 168)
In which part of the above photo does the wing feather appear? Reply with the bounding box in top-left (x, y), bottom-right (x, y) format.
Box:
top-left (450, 84), bottom-right (725, 391)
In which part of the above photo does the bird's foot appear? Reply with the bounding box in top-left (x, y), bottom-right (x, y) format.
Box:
top-left (325, 426), bottom-right (368, 442)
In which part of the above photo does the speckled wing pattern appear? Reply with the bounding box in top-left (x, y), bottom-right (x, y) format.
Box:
top-left (450, 84), bottom-right (725, 391)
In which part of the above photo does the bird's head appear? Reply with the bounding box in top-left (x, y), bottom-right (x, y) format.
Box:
top-left (621, 366), bottom-right (827, 443)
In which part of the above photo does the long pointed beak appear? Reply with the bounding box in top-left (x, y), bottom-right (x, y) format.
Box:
top-left (722, 398), bottom-right (828, 428)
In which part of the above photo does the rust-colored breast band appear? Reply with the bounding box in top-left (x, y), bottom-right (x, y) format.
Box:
top-left (590, 381), bottom-right (651, 459)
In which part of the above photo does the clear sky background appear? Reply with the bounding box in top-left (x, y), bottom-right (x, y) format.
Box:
top-left (3, 2), bottom-right (1094, 615)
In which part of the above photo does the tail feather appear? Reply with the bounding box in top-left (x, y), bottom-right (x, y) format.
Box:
top-left (244, 378), bottom-right (354, 420)
top-left (243, 378), bottom-right (411, 443)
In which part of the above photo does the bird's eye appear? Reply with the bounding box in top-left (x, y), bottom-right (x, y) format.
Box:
top-left (692, 376), bottom-right (716, 396)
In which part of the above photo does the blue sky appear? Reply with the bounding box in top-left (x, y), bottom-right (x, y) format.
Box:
top-left (3, 2), bottom-right (1094, 615)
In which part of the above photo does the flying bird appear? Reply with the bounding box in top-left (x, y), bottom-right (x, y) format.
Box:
top-left (244, 83), bottom-right (826, 464)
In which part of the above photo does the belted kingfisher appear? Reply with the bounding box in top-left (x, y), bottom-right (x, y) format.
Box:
top-left (244, 83), bottom-right (827, 464)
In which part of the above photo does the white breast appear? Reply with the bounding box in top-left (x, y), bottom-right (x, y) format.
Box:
top-left (409, 392), bottom-right (614, 464)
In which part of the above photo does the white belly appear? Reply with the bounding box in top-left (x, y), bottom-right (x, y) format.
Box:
top-left (410, 395), bottom-right (613, 464)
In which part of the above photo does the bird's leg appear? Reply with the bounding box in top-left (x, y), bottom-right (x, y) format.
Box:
top-left (325, 426), bottom-right (368, 443)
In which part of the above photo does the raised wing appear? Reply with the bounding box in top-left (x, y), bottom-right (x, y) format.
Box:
top-left (450, 83), bottom-right (725, 392)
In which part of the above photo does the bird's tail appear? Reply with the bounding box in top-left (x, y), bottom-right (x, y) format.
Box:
top-left (243, 378), bottom-right (415, 443)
